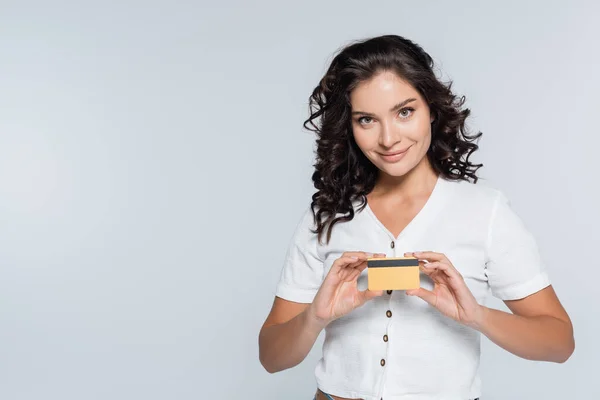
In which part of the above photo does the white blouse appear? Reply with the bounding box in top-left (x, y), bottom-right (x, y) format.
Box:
top-left (274, 176), bottom-right (551, 400)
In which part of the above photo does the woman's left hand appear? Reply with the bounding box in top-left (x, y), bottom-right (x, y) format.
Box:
top-left (404, 251), bottom-right (484, 328)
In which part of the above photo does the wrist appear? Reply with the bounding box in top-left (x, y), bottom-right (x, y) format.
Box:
top-left (468, 304), bottom-right (489, 331)
top-left (305, 303), bottom-right (329, 332)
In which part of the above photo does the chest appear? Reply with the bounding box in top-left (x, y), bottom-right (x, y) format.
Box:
top-left (318, 207), bottom-right (490, 300)
top-left (366, 197), bottom-right (427, 239)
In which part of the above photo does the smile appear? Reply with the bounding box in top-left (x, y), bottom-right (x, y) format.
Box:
top-left (378, 146), bottom-right (411, 163)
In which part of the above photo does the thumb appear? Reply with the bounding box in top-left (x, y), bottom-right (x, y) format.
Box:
top-left (359, 289), bottom-right (384, 303)
top-left (406, 287), bottom-right (436, 306)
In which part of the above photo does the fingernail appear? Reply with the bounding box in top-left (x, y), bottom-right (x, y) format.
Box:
top-left (365, 252), bottom-right (373, 258)
top-left (350, 256), bottom-right (358, 260)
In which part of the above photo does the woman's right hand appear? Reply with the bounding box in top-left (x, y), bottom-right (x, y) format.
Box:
top-left (308, 251), bottom-right (385, 327)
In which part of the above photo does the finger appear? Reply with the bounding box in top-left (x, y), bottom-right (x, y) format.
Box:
top-left (341, 251), bottom-right (374, 260)
top-left (331, 255), bottom-right (364, 270)
top-left (339, 252), bottom-right (385, 274)
top-left (421, 261), bottom-right (463, 282)
top-left (354, 262), bottom-right (368, 274)
top-left (358, 253), bottom-right (386, 271)
top-left (338, 260), bottom-right (368, 281)
top-left (345, 266), bottom-right (363, 282)
top-left (346, 252), bottom-right (387, 280)
top-left (347, 254), bottom-right (382, 279)
top-left (359, 288), bottom-right (384, 302)
top-left (411, 251), bottom-right (450, 264)
top-left (404, 252), bottom-right (433, 269)
top-left (328, 257), bottom-right (361, 279)
top-left (405, 251), bottom-right (434, 257)
top-left (405, 287), bottom-right (436, 306)
top-left (332, 252), bottom-right (386, 279)
top-left (420, 263), bottom-right (474, 305)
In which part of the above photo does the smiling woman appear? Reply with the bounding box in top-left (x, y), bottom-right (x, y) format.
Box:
top-left (258, 34), bottom-right (574, 400)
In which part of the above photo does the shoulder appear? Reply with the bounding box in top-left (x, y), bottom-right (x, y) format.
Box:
top-left (442, 177), bottom-right (506, 209)
top-left (288, 205), bottom-right (319, 239)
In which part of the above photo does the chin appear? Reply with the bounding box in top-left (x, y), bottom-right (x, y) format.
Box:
top-left (377, 162), bottom-right (414, 177)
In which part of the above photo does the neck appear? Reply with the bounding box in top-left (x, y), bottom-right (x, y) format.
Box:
top-left (372, 157), bottom-right (439, 198)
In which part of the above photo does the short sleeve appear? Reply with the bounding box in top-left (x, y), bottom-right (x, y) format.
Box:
top-left (275, 207), bottom-right (325, 303)
top-left (484, 191), bottom-right (551, 300)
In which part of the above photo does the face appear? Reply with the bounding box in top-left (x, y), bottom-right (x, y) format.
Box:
top-left (350, 70), bottom-right (434, 178)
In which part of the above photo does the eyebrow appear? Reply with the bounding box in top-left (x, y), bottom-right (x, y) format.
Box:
top-left (351, 98), bottom-right (417, 117)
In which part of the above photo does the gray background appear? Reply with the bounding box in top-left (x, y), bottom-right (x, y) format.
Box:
top-left (1, 0), bottom-right (598, 399)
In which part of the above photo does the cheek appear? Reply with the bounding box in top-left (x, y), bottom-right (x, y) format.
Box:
top-left (403, 118), bottom-right (432, 145)
top-left (352, 128), bottom-right (376, 151)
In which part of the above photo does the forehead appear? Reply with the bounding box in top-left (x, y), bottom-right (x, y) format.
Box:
top-left (349, 71), bottom-right (422, 109)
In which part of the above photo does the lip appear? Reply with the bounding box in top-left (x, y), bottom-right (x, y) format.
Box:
top-left (378, 146), bottom-right (411, 163)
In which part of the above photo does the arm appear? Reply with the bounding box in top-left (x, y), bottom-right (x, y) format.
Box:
top-left (260, 252), bottom-right (384, 373)
top-left (405, 251), bottom-right (575, 364)
top-left (258, 297), bottom-right (325, 373)
top-left (472, 285), bottom-right (574, 363)
top-left (467, 191), bottom-right (573, 362)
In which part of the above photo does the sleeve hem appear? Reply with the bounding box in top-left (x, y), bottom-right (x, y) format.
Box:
top-left (491, 272), bottom-right (551, 300)
top-left (275, 283), bottom-right (317, 304)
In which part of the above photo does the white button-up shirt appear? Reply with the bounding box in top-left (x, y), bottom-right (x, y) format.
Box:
top-left (274, 176), bottom-right (550, 400)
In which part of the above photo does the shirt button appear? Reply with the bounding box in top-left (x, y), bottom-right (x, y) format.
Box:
top-left (390, 241), bottom-right (395, 248)
top-left (383, 334), bottom-right (388, 342)
top-left (386, 310), bottom-right (392, 318)
top-left (380, 358), bottom-right (386, 366)
top-left (387, 290), bottom-right (392, 295)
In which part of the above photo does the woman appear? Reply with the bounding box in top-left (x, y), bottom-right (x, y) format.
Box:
top-left (258, 35), bottom-right (574, 400)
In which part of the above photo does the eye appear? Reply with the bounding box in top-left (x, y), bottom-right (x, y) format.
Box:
top-left (398, 108), bottom-right (415, 119)
top-left (357, 116), bottom-right (374, 125)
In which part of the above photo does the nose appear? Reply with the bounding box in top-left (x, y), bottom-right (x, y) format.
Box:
top-left (378, 120), bottom-right (401, 148)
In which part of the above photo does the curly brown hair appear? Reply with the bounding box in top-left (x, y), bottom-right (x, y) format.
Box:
top-left (303, 34), bottom-right (483, 244)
